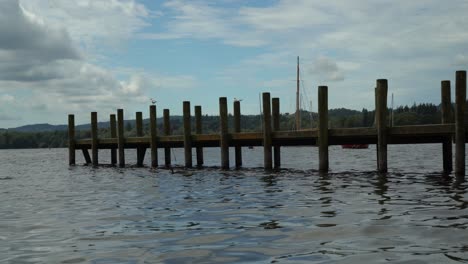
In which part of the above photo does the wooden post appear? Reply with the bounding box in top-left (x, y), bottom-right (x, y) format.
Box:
top-left (262, 93), bottom-right (272, 170)
top-left (163, 109), bottom-right (171, 168)
top-left (150, 105), bottom-right (158, 168)
top-left (195, 105), bottom-right (204, 167)
top-left (183, 101), bottom-right (192, 168)
top-left (233, 100), bottom-right (242, 168)
top-left (68, 114), bottom-right (75, 165)
top-left (272, 98), bottom-right (281, 169)
top-left (136, 112), bottom-right (145, 167)
top-left (441, 80), bottom-right (453, 173)
top-left (110, 114), bottom-right (117, 166)
top-left (376, 79), bottom-right (388, 173)
top-left (455, 71), bottom-right (466, 177)
top-left (318, 86), bottom-right (328, 172)
top-left (117, 109), bottom-right (125, 167)
top-left (220, 97), bottom-right (229, 169)
top-left (91, 112), bottom-right (98, 166)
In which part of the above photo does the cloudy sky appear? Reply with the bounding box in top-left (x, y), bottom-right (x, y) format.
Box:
top-left (0, 0), bottom-right (467, 128)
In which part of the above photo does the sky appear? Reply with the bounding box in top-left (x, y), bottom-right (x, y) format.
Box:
top-left (0, 0), bottom-right (467, 128)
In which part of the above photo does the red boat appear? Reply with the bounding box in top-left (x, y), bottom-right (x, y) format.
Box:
top-left (341, 144), bottom-right (369, 149)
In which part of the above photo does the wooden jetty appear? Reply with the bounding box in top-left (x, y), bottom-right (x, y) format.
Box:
top-left (68, 72), bottom-right (468, 177)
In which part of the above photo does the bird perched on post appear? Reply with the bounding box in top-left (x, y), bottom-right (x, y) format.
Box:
top-left (150, 98), bottom-right (157, 105)
top-left (234, 98), bottom-right (243, 102)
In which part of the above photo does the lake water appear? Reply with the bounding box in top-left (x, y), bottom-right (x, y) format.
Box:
top-left (0, 145), bottom-right (467, 263)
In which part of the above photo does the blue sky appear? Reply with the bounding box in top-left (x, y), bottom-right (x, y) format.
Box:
top-left (0, 0), bottom-right (467, 127)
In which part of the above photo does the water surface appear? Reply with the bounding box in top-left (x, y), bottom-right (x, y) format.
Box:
top-left (0, 145), bottom-right (467, 263)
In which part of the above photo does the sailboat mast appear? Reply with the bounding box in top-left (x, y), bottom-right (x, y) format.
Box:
top-left (295, 56), bottom-right (301, 130)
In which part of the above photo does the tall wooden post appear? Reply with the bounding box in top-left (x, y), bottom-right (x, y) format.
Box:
top-left (272, 98), bottom-right (281, 169)
top-left (91, 112), bottom-right (98, 166)
top-left (136, 112), bottom-right (144, 167)
top-left (262, 93), bottom-right (272, 170)
top-left (376, 79), bottom-right (388, 173)
top-left (455, 71), bottom-right (466, 177)
top-left (117, 109), bottom-right (125, 167)
top-left (68, 114), bottom-right (75, 165)
top-left (163, 109), bottom-right (171, 168)
top-left (183, 101), bottom-right (192, 168)
top-left (220, 97), bottom-right (229, 169)
top-left (195, 105), bottom-right (204, 167)
top-left (233, 100), bottom-right (242, 168)
top-left (149, 105), bottom-right (158, 168)
top-left (110, 114), bottom-right (117, 166)
top-left (441, 80), bottom-right (453, 173)
top-left (318, 86), bottom-right (328, 172)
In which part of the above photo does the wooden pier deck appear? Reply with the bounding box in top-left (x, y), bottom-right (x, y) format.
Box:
top-left (68, 72), bottom-right (468, 177)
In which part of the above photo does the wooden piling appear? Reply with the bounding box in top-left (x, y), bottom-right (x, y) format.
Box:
top-left (441, 80), bottom-right (453, 173)
top-left (195, 105), bottom-right (204, 167)
top-left (272, 98), bottom-right (281, 169)
top-left (376, 79), bottom-right (388, 173)
top-left (163, 109), bottom-right (171, 168)
top-left (91, 112), bottom-right (98, 166)
top-left (262, 93), bottom-right (272, 170)
top-left (110, 114), bottom-right (117, 166)
top-left (220, 97), bottom-right (229, 169)
top-left (318, 86), bottom-right (328, 172)
top-left (117, 109), bottom-right (125, 167)
top-left (455, 71), bottom-right (466, 176)
top-left (233, 100), bottom-right (242, 168)
top-left (136, 112), bottom-right (145, 167)
top-left (183, 101), bottom-right (192, 168)
top-left (149, 105), bottom-right (158, 168)
top-left (68, 114), bottom-right (75, 165)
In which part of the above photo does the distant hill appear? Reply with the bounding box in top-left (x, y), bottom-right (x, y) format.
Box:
top-left (5, 116), bottom-right (179, 132)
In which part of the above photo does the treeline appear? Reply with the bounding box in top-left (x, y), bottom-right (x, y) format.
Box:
top-left (0, 102), bottom-right (460, 149)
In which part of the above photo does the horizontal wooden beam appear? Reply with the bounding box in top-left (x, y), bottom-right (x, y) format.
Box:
top-left (74, 123), bottom-right (461, 149)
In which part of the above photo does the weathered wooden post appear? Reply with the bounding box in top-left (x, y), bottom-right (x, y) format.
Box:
top-left (262, 93), bottom-right (272, 170)
top-left (68, 114), bottom-right (75, 165)
top-left (149, 105), bottom-right (158, 168)
top-left (220, 97), bottom-right (229, 169)
top-left (82, 149), bottom-right (92, 164)
top-left (183, 101), bottom-right (192, 168)
top-left (455, 71), bottom-right (466, 177)
top-left (91, 112), bottom-right (98, 166)
top-left (195, 105), bottom-right (204, 167)
top-left (110, 114), bottom-right (117, 165)
top-left (117, 109), bottom-right (125, 167)
top-left (376, 79), bottom-right (388, 173)
top-left (441, 80), bottom-right (453, 173)
top-left (136, 112), bottom-right (145, 167)
top-left (163, 109), bottom-right (171, 168)
top-left (233, 100), bottom-right (242, 168)
top-left (318, 86), bottom-right (329, 172)
top-left (272, 98), bottom-right (281, 169)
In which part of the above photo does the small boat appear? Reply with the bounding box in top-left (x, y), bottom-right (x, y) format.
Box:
top-left (342, 144), bottom-right (369, 149)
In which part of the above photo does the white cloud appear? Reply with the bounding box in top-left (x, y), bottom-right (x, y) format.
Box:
top-left (310, 56), bottom-right (345, 82)
top-left (0, 0), bottom-right (196, 127)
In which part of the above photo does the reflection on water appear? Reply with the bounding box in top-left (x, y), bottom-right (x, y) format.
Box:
top-left (0, 145), bottom-right (467, 263)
